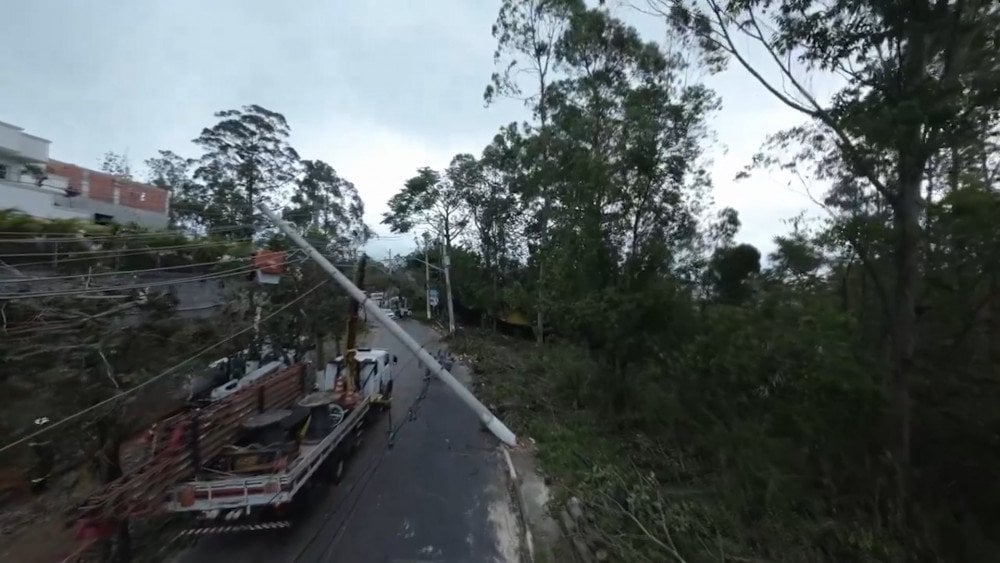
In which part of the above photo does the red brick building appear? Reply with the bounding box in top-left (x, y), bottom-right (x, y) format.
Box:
top-left (47, 160), bottom-right (169, 215)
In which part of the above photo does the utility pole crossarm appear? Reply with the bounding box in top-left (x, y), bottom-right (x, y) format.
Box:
top-left (412, 256), bottom-right (444, 272)
top-left (259, 205), bottom-right (517, 447)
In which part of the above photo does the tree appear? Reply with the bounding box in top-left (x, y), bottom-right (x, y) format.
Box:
top-left (457, 126), bottom-right (528, 322)
top-left (192, 105), bottom-right (301, 237)
top-left (487, 0), bottom-right (583, 343)
top-left (145, 150), bottom-right (205, 230)
top-left (381, 166), bottom-right (467, 252)
top-left (100, 151), bottom-right (133, 180)
top-left (708, 243), bottom-right (760, 304)
top-left (285, 159), bottom-right (369, 251)
top-left (649, 0), bottom-right (1000, 473)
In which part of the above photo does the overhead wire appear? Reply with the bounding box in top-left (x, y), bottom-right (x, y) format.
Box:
top-left (3, 239), bottom-right (254, 268)
top-left (0, 238), bottom-right (254, 258)
top-left (0, 277), bottom-right (332, 455)
top-left (0, 255), bottom-right (308, 300)
top-left (0, 257), bottom-right (255, 284)
top-left (0, 223), bottom-right (255, 242)
top-left (2, 251), bottom-right (308, 336)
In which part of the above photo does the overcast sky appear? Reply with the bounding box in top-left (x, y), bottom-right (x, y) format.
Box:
top-left (1, 0), bottom-right (822, 258)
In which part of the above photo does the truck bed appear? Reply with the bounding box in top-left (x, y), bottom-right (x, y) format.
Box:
top-left (166, 396), bottom-right (371, 513)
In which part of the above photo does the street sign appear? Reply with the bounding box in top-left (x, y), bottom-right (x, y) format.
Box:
top-left (428, 289), bottom-right (439, 307)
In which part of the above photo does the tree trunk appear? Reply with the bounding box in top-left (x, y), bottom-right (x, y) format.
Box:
top-left (889, 158), bottom-right (923, 475)
top-left (535, 259), bottom-right (545, 344)
top-left (887, 18), bottom-right (928, 483)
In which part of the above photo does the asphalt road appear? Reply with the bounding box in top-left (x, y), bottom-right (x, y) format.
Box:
top-left (174, 320), bottom-right (522, 563)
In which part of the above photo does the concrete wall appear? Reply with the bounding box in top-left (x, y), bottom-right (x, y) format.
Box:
top-left (0, 180), bottom-right (90, 220)
top-left (52, 192), bottom-right (170, 229)
top-left (0, 180), bottom-right (169, 228)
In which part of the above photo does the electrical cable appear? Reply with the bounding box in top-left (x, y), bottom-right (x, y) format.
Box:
top-left (0, 257), bottom-right (255, 284)
top-left (0, 256), bottom-right (308, 300)
top-left (1, 239), bottom-right (254, 268)
top-left (0, 238), bottom-right (253, 258)
top-left (0, 278), bottom-right (331, 455)
top-left (0, 223), bottom-right (256, 242)
top-left (2, 252), bottom-right (307, 338)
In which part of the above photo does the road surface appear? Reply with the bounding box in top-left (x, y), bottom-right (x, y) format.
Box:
top-left (174, 320), bottom-right (522, 563)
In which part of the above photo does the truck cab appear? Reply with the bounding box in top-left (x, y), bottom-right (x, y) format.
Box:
top-left (320, 348), bottom-right (396, 403)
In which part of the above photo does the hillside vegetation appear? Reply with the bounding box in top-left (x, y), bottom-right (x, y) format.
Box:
top-left (384, 1), bottom-right (1000, 560)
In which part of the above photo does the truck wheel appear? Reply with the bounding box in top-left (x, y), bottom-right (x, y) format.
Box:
top-left (379, 380), bottom-right (394, 412)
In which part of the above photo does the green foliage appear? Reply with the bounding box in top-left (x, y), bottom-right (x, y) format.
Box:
top-left (438, 1), bottom-right (1000, 560)
top-left (284, 159), bottom-right (369, 250)
top-left (706, 243), bottom-right (760, 304)
top-left (191, 104), bottom-right (301, 235)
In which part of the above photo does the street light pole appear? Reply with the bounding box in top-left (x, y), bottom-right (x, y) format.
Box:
top-left (260, 205), bottom-right (516, 447)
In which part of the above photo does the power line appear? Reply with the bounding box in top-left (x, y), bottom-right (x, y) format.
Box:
top-left (0, 278), bottom-right (331, 455)
top-left (0, 239), bottom-right (251, 258)
top-left (2, 253), bottom-right (307, 335)
top-left (3, 239), bottom-right (253, 268)
top-left (0, 257), bottom-right (255, 284)
top-left (0, 257), bottom-right (308, 300)
top-left (0, 224), bottom-right (255, 242)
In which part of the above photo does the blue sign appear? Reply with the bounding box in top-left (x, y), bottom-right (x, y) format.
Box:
top-left (428, 289), bottom-right (439, 307)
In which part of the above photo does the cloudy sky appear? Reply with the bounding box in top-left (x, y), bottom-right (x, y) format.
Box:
top-left (1, 0), bottom-right (822, 258)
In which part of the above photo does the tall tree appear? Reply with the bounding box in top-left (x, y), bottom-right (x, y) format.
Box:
top-left (145, 150), bottom-right (204, 230)
top-left (650, 0), bottom-right (1000, 473)
top-left (381, 166), bottom-right (467, 253)
top-left (192, 105), bottom-right (301, 238)
top-left (285, 159), bottom-right (369, 252)
top-left (487, 0), bottom-right (583, 343)
top-left (100, 151), bottom-right (133, 180)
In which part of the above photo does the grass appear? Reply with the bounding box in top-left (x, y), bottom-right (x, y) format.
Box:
top-left (453, 329), bottom-right (683, 560)
top-left (451, 327), bottom-right (902, 562)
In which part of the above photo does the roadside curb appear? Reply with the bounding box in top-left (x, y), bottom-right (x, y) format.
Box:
top-left (501, 444), bottom-right (535, 562)
top-left (500, 441), bottom-right (568, 563)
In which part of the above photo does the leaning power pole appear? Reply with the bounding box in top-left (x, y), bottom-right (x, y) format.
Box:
top-left (260, 205), bottom-right (516, 447)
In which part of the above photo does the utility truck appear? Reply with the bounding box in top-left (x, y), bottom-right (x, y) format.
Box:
top-left (163, 349), bottom-right (396, 535)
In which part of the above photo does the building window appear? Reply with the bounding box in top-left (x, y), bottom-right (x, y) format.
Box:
top-left (0, 163), bottom-right (7, 180)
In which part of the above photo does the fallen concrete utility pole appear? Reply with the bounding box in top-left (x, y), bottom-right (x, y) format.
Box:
top-left (260, 205), bottom-right (517, 447)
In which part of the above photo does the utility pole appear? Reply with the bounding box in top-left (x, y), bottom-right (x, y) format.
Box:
top-left (343, 255), bottom-right (368, 394)
top-left (422, 234), bottom-right (431, 320)
top-left (260, 205), bottom-right (516, 446)
top-left (441, 237), bottom-right (456, 335)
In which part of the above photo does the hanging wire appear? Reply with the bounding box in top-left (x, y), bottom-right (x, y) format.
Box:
top-left (2, 239), bottom-right (254, 268)
top-left (0, 256), bottom-right (308, 300)
top-left (0, 278), bottom-right (331, 455)
top-left (0, 223), bottom-right (256, 242)
top-left (0, 257), bottom-right (255, 284)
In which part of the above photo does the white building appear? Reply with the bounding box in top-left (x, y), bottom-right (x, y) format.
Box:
top-left (0, 121), bottom-right (83, 221)
top-left (0, 120), bottom-right (169, 229)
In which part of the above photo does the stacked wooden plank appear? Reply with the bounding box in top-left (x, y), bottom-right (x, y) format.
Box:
top-left (76, 363), bottom-right (307, 525)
